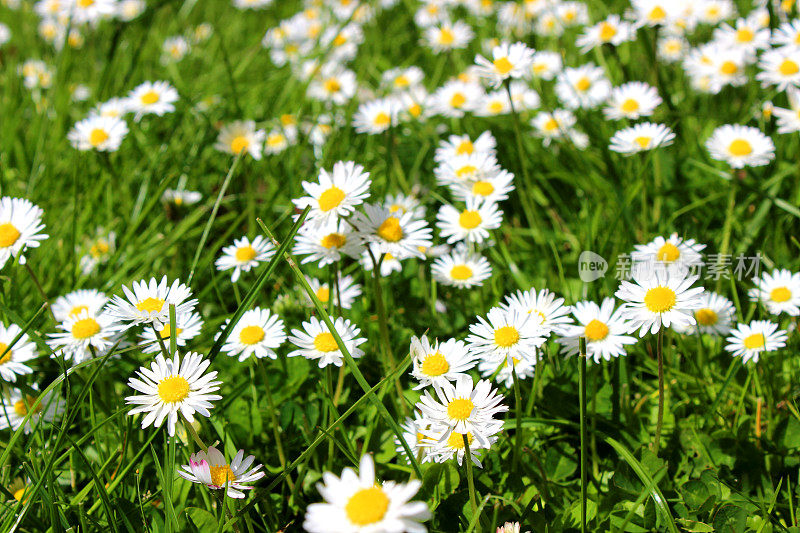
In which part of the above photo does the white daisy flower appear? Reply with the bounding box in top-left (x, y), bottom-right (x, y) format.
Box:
top-left (414, 0), bottom-right (449, 27)
top-left (557, 2), bottom-right (589, 26)
top-left (477, 357), bottom-right (536, 389)
top-left (474, 41), bottom-right (534, 87)
top-left (757, 47), bottom-right (800, 90)
top-left (116, 0), bottom-right (146, 21)
top-left (306, 275), bottom-right (362, 310)
top-left (0, 386), bottom-right (63, 434)
top-left (352, 98), bottom-right (399, 134)
top-left (360, 246), bottom-right (404, 277)
top-left (436, 198), bottom-right (503, 244)
top-left (557, 298), bottom-right (637, 363)
top-left (178, 446), bottom-right (265, 499)
top-left (712, 16), bottom-right (770, 58)
top-left (162, 36), bottom-right (190, 63)
top-left (603, 82), bottom-right (662, 120)
top-left (219, 308), bottom-right (285, 362)
top-left (531, 109), bottom-right (577, 144)
top-left (555, 63), bottom-right (611, 110)
top-left (92, 97), bottom-right (129, 118)
top-left (288, 316), bottom-right (366, 368)
top-left (502, 287), bottom-right (573, 337)
top-left (125, 352), bottom-right (222, 436)
top-left (126, 80), bottom-right (179, 119)
top-left (705, 124), bottom-right (775, 168)
top-left (410, 335), bottom-right (476, 389)
top-left (676, 291), bottom-right (735, 336)
top-left (434, 152), bottom-right (500, 187)
top-left (308, 64), bottom-right (357, 106)
top-left (698, 0), bottom-right (734, 24)
top-left (772, 86), bottom-right (800, 134)
top-left (264, 128), bottom-right (292, 155)
top-left (0, 197), bottom-right (48, 269)
top-left (79, 230), bottom-right (116, 275)
top-left (304, 454), bottom-right (431, 533)
top-left (450, 169), bottom-right (514, 204)
top-left (162, 189), bottom-right (202, 207)
top-left (215, 235), bottom-right (276, 283)
top-left (631, 233), bottom-right (706, 274)
top-left (466, 306), bottom-right (546, 365)
top-left (420, 420), bottom-right (502, 467)
top-left (52, 289), bottom-right (108, 322)
top-left (529, 50), bottom-right (562, 80)
top-left (424, 20), bottom-right (473, 52)
top-left (657, 33), bottom-right (689, 63)
top-left (214, 120), bottom-right (266, 160)
top-left (430, 80), bottom-right (484, 118)
top-left (67, 115), bottom-right (128, 152)
top-left (431, 248), bottom-right (492, 289)
top-left (725, 320), bottom-right (788, 363)
top-left (294, 219), bottom-right (362, 267)
top-left (434, 131), bottom-right (496, 162)
top-left (293, 161), bottom-right (371, 226)
top-left (47, 311), bottom-right (123, 365)
top-left (352, 203), bottom-right (433, 260)
top-left (106, 276), bottom-right (197, 329)
top-left (140, 311), bottom-right (204, 354)
top-left (0, 323), bottom-right (36, 382)
top-left (395, 412), bottom-right (431, 464)
top-left (609, 123), bottom-right (676, 155)
top-left (771, 19), bottom-right (800, 49)
top-left (381, 67), bottom-right (425, 92)
top-left (631, 0), bottom-right (678, 27)
top-left (383, 193), bottom-right (425, 219)
top-left (749, 269), bottom-right (800, 316)
top-left (575, 15), bottom-right (635, 52)
top-left (62, 0), bottom-right (116, 24)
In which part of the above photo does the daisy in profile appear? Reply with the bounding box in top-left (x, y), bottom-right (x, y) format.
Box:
top-left (0, 386), bottom-right (63, 434)
top-left (125, 352), bottom-right (221, 436)
top-left (616, 268), bottom-right (705, 336)
top-left (140, 311), bottom-right (203, 354)
top-left (725, 320), bottom-right (788, 363)
top-left (92, 97), bottom-right (129, 118)
top-left (352, 98), bottom-right (398, 134)
top-left (68, 115), bottom-right (128, 152)
top-left (436, 198), bottom-right (503, 244)
top-left (435, 131), bottom-right (496, 162)
top-left (287, 316), bottom-right (366, 368)
top-left (575, 15), bottom-right (634, 52)
top-left (0, 323), bottom-right (37, 382)
top-left (431, 248), bottom-right (492, 288)
top-left (772, 87), bottom-right (800, 134)
top-left (214, 120), bottom-right (266, 160)
top-left (360, 246), bottom-right (404, 277)
top-left (474, 41), bottom-right (534, 87)
top-left (47, 311), bottom-right (122, 365)
top-left (293, 161), bottom-right (371, 226)
top-left (294, 219), bottom-right (362, 266)
top-left (676, 292), bottom-right (735, 336)
top-left (306, 275), bottom-right (362, 310)
top-left (555, 63), bottom-right (611, 109)
top-left (395, 412), bottom-right (431, 463)
top-left (352, 203), bottom-right (433, 260)
top-left (705, 124), bottom-right (775, 168)
top-left (478, 356), bottom-right (536, 389)
top-left (178, 446), bottom-right (265, 499)
top-left (220, 308), bottom-right (285, 361)
top-left (631, 233), bottom-right (706, 273)
top-left (609, 123), bottom-right (675, 155)
top-left (530, 50), bottom-right (562, 80)
top-left (384, 193), bottom-right (425, 219)
top-left (0, 197), bottom-right (48, 269)
top-left (162, 188), bottom-right (202, 207)
top-left (304, 454), bottom-right (430, 533)
top-left (215, 235), bottom-right (275, 283)
top-left (466, 306), bottom-right (545, 365)
top-left (502, 287), bottom-right (573, 337)
top-left (409, 335), bottom-right (476, 389)
top-left (52, 289), bottom-right (108, 322)
top-left (603, 82), bottom-right (662, 120)
top-left (106, 276), bottom-right (197, 329)
top-left (430, 80), bottom-right (484, 118)
top-left (424, 20), bottom-right (473, 52)
top-left (126, 81), bottom-right (178, 119)
top-left (557, 299), bottom-right (637, 363)
top-left (749, 269), bottom-right (800, 316)
top-left (757, 47), bottom-right (800, 90)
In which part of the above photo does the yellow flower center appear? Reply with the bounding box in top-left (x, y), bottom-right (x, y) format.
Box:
top-left (324, 77), bottom-right (341, 93)
top-left (456, 140), bottom-right (473, 155)
top-left (209, 464), bottom-right (236, 487)
top-left (450, 264), bottom-right (473, 280)
top-left (544, 117), bottom-right (559, 132)
top-left (373, 112), bottom-right (391, 127)
top-left (438, 27), bottom-right (455, 45)
top-left (780, 58), bottom-right (800, 75)
top-left (450, 92), bottom-right (466, 108)
top-left (620, 98), bottom-right (640, 113)
top-left (488, 100), bottom-right (505, 113)
top-left (743, 333), bottom-right (766, 350)
top-left (71, 317), bottom-right (100, 339)
top-left (0, 223), bottom-right (21, 248)
top-left (494, 325), bottom-right (520, 347)
top-left (649, 6), bottom-right (666, 21)
top-left (394, 75), bottom-right (409, 88)
top-left (316, 286), bottom-right (330, 303)
top-left (239, 325), bottom-right (265, 345)
top-left (377, 216), bottom-right (403, 242)
top-left (575, 76), bottom-right (591, 91)
top-left (770, 286), bottom-right (792, 302)
top-left (447, 398), bottom-right (475, 420)
top-left (157, 376), bottom-right (190, 403)
top-left (235, 245), bottom-right (257, 262)
top-left (720, 61), bottom-right (738, 75)
top-left (584, 319), bottom-right (609, 341)
top-left (69, 305), bottom-right (89, 317)
top-left (89, 128), bottom-right (109, 147)
top-left (644, 286), bottom-right (676, 313)
top-left (408, 103), bottom-right (422, 117)
top-left (421, 352), bottom-right (450, 376)
top-left (736, 28), bottom-right (754, 42)
top-left (657, 243), bottom-right (681, 262)
top-left (140, 90), bottom-right (160, 105)
top-left (13, 488), bottom-right (26, 502)
top-left (472, 181), bottom-right (494, 196)
top-left (267, 134), bottom-right (285, 147)
top-left (599, 22), bottom-right (617, 41)
top-left (728, 139), bottom-right (752, 156)
top-left (313, 332), bottom-right (339, 352)
top-left (0, 343), bottom-right (12, 365)
top-left (136, 297), bottom-right (165, 313)
top-left (446, 431), bottom-right (473, 449)
top-left (230, 136), bottom-right (250, 154)
top-left (333, 33), bottom-right (347, 46)
top-left (695, 308), bottom-right (718, 326)
top-left (493, 56), bottom-right (514, 75)
top-left (14, 397), bottom-right (42, 417)
top-left (455, 165), bottom-right (477, 179)
top-left (90, 241), bottom-right (110, 258)
top-left (159, 324), bottom-right (184, 339)
top-left (634, 136), bottom-right (652, 149)
top-left (318, 186), bottom-right (346, 212)
top-left (78, 0), bottom-right (94, 7)
top-left (458, 210), bottom-right (482, 229)
top-left (281, 114), bottom-right (296, 126)
top-left (320, 232), bottom-right (347, 249)
top-left (345, 486), bottom-right (390, 526)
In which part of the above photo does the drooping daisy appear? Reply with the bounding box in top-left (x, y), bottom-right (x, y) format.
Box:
top-left (106, 276), bottom-right (197, 329)
top-left (215, 235), bottom-right (275, 283)
top-left (502, 287), bottom-right (574, 337)
top-left (749, 269), bottom-right (800, 316)
top-left (126, 81), bottom-right (179, 119)
top-left (178, 446), bottom-right (265, 499)
top-left (676, 291), bottom-right (735, 336)
top-left (631, 233), bottom-right (706, 273)
top-left (705, 124), bottom-right (775, 168)
top-left (52, 289), bottom-right (108, 322)
top-left (219, 308), bottom-right (286, 362)
top-left (450, 169), bottom-right (515, 204)
top-left (431, 248), bottom-right (492, 288)
top-left (410, 335), bottom-right (476, 389)
top-left (557, 299), bottom-right (637, 363)
top-left (306, 275), bottom-right (362, 310)
top-left (287, 316), bottom-right (366, 368)
top-left (424, 20), bottom-right (473, 52)
top-left (125, 352), bottom-right (221, 436)
top-left (0, 323), bottom-right (37, 382)
top-left (214, 120), bottom-right (266, 160)
top-left (436, 198), bottom-right (503, 244)
top-left (293, 161), bottom-right (371, 226)
top-left (615, 268), bottom-right (705, 337)
top-left (575, 15), bottom-right (635, 52)
top-left (140, 311), bottom-right (204, 354)
top-left (304, 454), bottom-right (431, 533)
top-left (67, 115), bottom-right (128, 152)
top-left (0, 197), bottom-right (48, 269)
top-left (474, 41), bottom-right (534, 87)
top-left (47, 311), bottom-right (122, 365)
top-left (466, 306), bottom-right (546, 365)
top-left (609, 123), bottom-right (676, 155)
top-left (725, 320), bottom-right (788, 363)
top-left (555, 63), bottom-right (611, 110)
top-left (352, 98), bottom-right (398, 134)
top-left (352, 203), bottom-right (433, 260)
top-left (757, 47), bottom-right (800, 90)
top-left (477, 356), bottom-right (536, 389)
top-left (603, 82), bottom-right (662, 120)
top-left (0, 386), bottom-right (63, 434)
top-left (434, 131), bottom-right (496, 162)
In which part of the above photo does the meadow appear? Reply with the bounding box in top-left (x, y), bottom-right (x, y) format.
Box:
top-left (0, 0), bottom-right (800, 531)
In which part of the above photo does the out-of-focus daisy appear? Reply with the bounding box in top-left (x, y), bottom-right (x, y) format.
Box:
top-left (496, 522), bottom-right (531, 533)
top-left (306, 275), bottom-right (362, 310)
top-left (140, 311), bottom-right (203, 354)
top-left (352, 98), bottom-right (398, 134)
top-left (713, 16), bottom-right (771, 58)
top-left (47, 311), bottom-right (122, 365)
top-left (127, 81), bottom-right (179, 119)
top-left (410, 335), bottom-right (476, 389)
top-left (63, 0), bottom-right (116, 24)
top-left (294, 219), bottom-right (362, 266)
top-left (178, 446), bottom-right (264, 499)
top-left (52, 289), bottom-right (108, 322)
top-left (609, 123), bottom-right (675, 155)
top-left (68, 115), bottom-right (128, 152)
top-left (117, 0), bottom-right (145, 21)
top-left (304, 454), bottom-right (431, 533)
top-left (383, 193), bottom-right (425, 219)
top-left (0, 197), bottom-right (48, 269)
top-left (214, 120), bottom-right (266, 160)
top-left (604, 82), bottom-right (662, 120)
top-left (79, 229), bottom-right (116, 274)
top-left (0, 386), bottom-right (63, 434)
top-left (435, 131), bottom-right (496, 162)
top-left (233, 0), bottom-right (273, 9)
top-left (772, 87), bottom-right (800, 134)
top-left (293, 161), bottom-right (371, 226)
top-left (576, 15), bottom-right (635, 52)
top-left (474, 41), bottom-right (534, 87)
top-left (557, 2), bottom-right (589, 26)
top-left (162, 189), bottom-right (202, 207)
top-left (288, 316), bottom-right (366, 368)
top-left (757, 47), bottom-right (800, 90)
top-left (531, 109), bottom-right (577, 145)
top-left (382, 67), bottom-right (425, 92)
top-left (308, 64), bottom-right (357, 105)
top-left (215, 235), bottom-right (275, 283)
top-left (431, 248), bottom-right (492, 289)
top-left (502, 288), bottom-right (573, 337)
top-left (106, 276), bottom-right (197, 329)
top-left (631, 0), bottom-right (678, 26)
top-left (125, 352), bottom-right (221, 436)
top-left (478, 356), bottom-right (536, 389)
top-left (424, 20), bottom-right (473, 52)
top-left (220, 308), bottom-right (286, 362)
top-left (555, 63), bottom-right (611, 109)
top-left (450, 169), bottom-right (514, 205)
top-left (557, 299), bottom-right (637, 363)
top-left (698, 0), bottom-right (734, 24)
top-left (657, 33), bottom-right (689, 63)
top-left (264, 128), bottom-right (293, 155)
top-left (430, 80), bottom-right (484, 118)
top-left (352, 203), bottom-right (432, 260)
top-left (771, 19), bottom-right (800, 49)
top-left (466, 306), bottom-right (545, 365)
top-left (705, 124), bottom-right (775, 168)
top-left (436, 198), bottom-right (503, 244)
top-left (749, 269), bottom-right (800, 316)
top-left (530, 50), bottom-right (562, 80)
top-left (677, 292), bottom-right (735, 336)
top-left (0, 323), bottom-right (36, 382)
top-left (0, 23), bottom-right (9, 46)
top-left (631, 233), bottom-right (706, 273)
top-left (725, 320), bottom-right (788, 363)
top-left (162, 36), bottom-right (190, 63)
top-left (434, 152), bottom-right (500, 187)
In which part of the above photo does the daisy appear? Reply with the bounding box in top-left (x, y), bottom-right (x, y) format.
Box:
top-left (214, 120), bottom-right (266, 160)
top-left (410, 335), bottom-right (476, 389)
top-left (215, 235), bottom-right (275, 283)
top-left (749, 269), bottom-right (800, 316)
top-left (397, 87), bottom-right (430, 122)
top-left (352, 203), bottom-right (433, 260)
top-left (106, 276), bottom-right (197, 329)
top-left (772, 87), bottom-right (800, 134)
top-left (603, 82), bottom-right (662, 120)
top-left (293, 161), bottom-right (371, 226)
top-left (531, 109), bottom-right (577, 144)
top-left (431, 248), bottom-right (492, 288)
top-left (125, 352), bottom-right (222, 436)
top-left (67, 115), bottom-right (128, 152)
top-left (555, 63), bottom-right (611, 109)
top-left (434, 152), bottom-right (501, 187)
top-left (126, 81), bottom-right (178, 119)
top-left (352, 98), bottom-right (398, 134)
top-left (658, 33), bottom-right (689, 63)
top-left (430, 80), bottom-right (484, 118)
top-left (140, 311), bottom-right (204, 354)
top-left (473, 89), bottom-right (512, 116)
top-left (79, 229), bottom-right (116, 274)
top-left (529, 50), bottom-right (562, 80)
top-left (615, 268), bottom-right (705, 337)
top-left (631, 233), bottom-right (706, 273)
top-left (219, 308), bottom-right (286, 362)
top-left (304, 454), bottom-right (431, 533)
top-left (631, 0), bottom-right (677, 26)
top-left (502, 287), bottom-right (573, 336)
top-left (557, 2), bottom-right (589, 27)
top-left (294, 219), bottom-right (362, 266)
top-left (609, 123), bottom-right (675, 155)
top-left (0, 386), bottom-right (63, 434)
top-left (52, 289), bottom-right (108, 322)
top-left (575, 15), bottom-right (635, 52)
top-left (0, 197), bottom-right (48, 269)
top-left (117, 0), bottom-right (145, 21)
top-left (360, 246), bottom-right (404, 277)
top-left (384, 193), bottom-right (425, 219)
top-left (92, 97), bottom-right (128, 118)
top-left (557, 299), bottom-right (637, 363)
top-left (63, 0), bottom-right (116, 24)
top-left (705, 124), bottom-right (775, 168)
top-left (435, 131), bottom-right (496, 162)
top-left (0, 323), bottom-right (37, 382)
top-left (178, 446), bottom-right (265, 499)
top-left (757, 47), bottom-right (800, 90)
top-left (162, 36), bottom-right (190, 63)
top-left (308, 64), bottom-right (357, 106)
top-left (698, 0), bottom-right (734, 24)
top-left (676, 291), bottom-right (735, 335)
top-left (162, 189), bottom-right (202, 207)
top-left (713, 16), bottom-right (771, 58)
top-left (496, 523), bottom-right (531, 533)
top-left (287, 316), bottom-right (366, 368)
top-left (477, 356), bottom-right (536, 389)
top-left (382, 67), bottom-right (425, 92)
top-left (264, 128), bottom-right (292, 155)
top-left (466, 306), bottom-right (546, 365)
top-left (306, 275), bottom-right (362, 310)
top-left (771, 19), bottom-right (800, 49)
top-left (395, 412), bottom-right (431, 463)
top-left (474, 41), bottom-right (534, 87)
top-left (424, 20), bottom-right (473, 52)
top-left (725, 320), bottom-right (788, 363)
top-left (421, 420), bottom-right (502, 467)
top-left (436, 198), bottom-right (503, 244)
top-left (414, 0), bottom-right (449, 27)
top-left (450, 169), bottom-right (514, 205)
top-left (47, 311), bottom-right (122, 365)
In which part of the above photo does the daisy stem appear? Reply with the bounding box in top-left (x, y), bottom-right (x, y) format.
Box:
top-left (579, 337), bottom-right (588, 533)
top-left (511, 365), bottom-right (523, 472)
top-left (181, 413), bottom-right (208, 452)
top-left (462, 433), bottom-right (479, 519)
top-left (652, 328), bottom-right (665, 453)
top-left (504, 80), bottom-right (539, 232)
top-left (716, 173), bottom-right (739, 292)
top-left (151, 323), bottom-right (170, 359)
top-left (257, 359), bottom-right (293, 490)
top-left (23, 263), bottom-right (54, 320)
top-left (652, 149), bottom-right (663, 230)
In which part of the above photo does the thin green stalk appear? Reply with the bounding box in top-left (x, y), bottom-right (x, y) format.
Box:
top-left (579, 337), bottom-right (588, 533)
top-left (256, 359), bottom-right (293, 490)
top-left (653, 328), bottom-right (665, 453)
top-left (463, 434), bottom-right (478, 518)
top-left (511, 365), bottom-right (523, 471)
